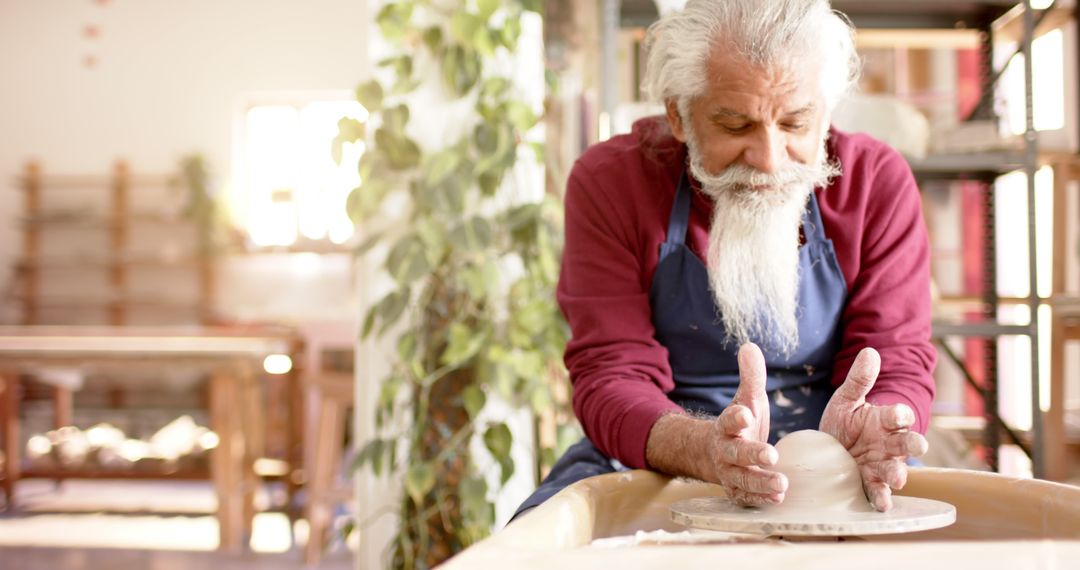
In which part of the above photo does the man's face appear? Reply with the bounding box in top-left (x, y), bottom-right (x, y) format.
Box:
top-left (666, 51), bottom-right (828, 183)
top-left (665, 50), bottom-right (835, 355)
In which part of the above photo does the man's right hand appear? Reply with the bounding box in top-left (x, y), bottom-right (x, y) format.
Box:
top-left (645, 343), bottom-right (788, 506)
top-left (710, 343), bottom-right (787, 505)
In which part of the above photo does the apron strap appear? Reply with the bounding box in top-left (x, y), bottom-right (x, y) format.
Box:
top-left (664, 171), bottom-right (693, 247)
top-left (802, 190), bottom-right (827, 243)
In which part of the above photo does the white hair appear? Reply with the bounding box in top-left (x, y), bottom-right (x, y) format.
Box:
top-left (643, 0), bottom-right (860, 113)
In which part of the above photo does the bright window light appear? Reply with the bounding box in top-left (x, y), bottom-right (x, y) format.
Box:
top-left (993, 165), bottom-right (1055, 433)
top-left (1004, 28), bottom-right (1066, 135)
top-left (262, 354), bottom-right (293, 375)
top-left (240, 99), bottom-right (366, 247)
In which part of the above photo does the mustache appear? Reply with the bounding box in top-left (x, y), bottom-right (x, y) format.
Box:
top-left (686, 139), bottom-right (841, 198)
top-left (702, 161), bottom-right (837, 191)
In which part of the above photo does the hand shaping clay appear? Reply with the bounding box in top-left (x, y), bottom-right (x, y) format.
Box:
top-left (768, 429), bottom-right (872, 513)
top-left (668, 429), bottom-right (957, 536)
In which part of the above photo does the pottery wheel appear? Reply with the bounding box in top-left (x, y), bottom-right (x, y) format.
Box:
top-left (670, 495), bottom-right (956, 536)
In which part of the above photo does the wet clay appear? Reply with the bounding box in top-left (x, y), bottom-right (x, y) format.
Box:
top-left (768, 429), bottom-right (871, 513)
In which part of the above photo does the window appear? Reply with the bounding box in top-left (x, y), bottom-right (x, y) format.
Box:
top-left (233, 97), bottom-right (368, 248)
top-left (1002, 28), bottom-right (1066, 136)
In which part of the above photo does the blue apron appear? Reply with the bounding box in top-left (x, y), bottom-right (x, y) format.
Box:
top-left (513, 171), bottom-right (848, 518)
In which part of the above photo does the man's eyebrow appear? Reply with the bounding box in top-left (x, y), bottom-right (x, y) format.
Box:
top-left (786, 104), bottom-right (816, 117)
top-left (709, 108), bottom-right (751, 121)
top-left (708, 103), bottom-right (816, 122)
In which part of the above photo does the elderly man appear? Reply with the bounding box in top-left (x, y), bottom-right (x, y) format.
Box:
top-left (516, 0), bottom-right (935, 517)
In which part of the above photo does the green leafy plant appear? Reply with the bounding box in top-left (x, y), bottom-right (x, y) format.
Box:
top-left (171, 154), bottom-right (233, 254)
top-left (340, 1), bottom-right (577, 567)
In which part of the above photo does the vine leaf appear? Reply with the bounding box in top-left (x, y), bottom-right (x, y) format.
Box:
top-left (441, 322), bottom-right (487, 366)
top-left (386, 236), bottom-right (430, 284)
top-left (376, 2), bottom-right (415, 41)
top-left (336, 117), bottom-right (367, 141)
top-left (507, 101), bottom-right (538, 132)
top-left (500, 16), bottom-right (523, 48)
top-left (477, 0), bottom-right (499, 20)
top-left (346, 178), bottom-right (391, 224)
top-left (447, 217), bottom-right (493, 251)
top-left (333, 117), bottom-right (367, 164)
top-left (483, 423), bottom-right (515, 484)
top-left (443, 45), bottom-right (482, 97)
top-left (463, 384), bottom-right (486, 419)
top-left (483, 423), bottom-right (512, 458)
top-left (361, 288), bottom-right (410, 339)
top-left (423, 148), bottom-right (463, 188)
top-left (356, 80), bottom-right (384, 114)
top-left (422, 26), bottom-right (443, 52)
top-left (457, 476), bottom-right (493, 544)
top-left (450, 12), bottom-right (484, 45)
top-left (375, 129), bottom-right (422, 170)
top-left (405, 462), bottom-right (436, 505)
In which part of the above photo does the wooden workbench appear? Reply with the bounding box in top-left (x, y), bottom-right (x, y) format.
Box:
top-left (0, 325), bottom-right (304, 552)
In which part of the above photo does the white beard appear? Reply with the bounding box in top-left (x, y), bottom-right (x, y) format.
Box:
top-left (686, 134), bottom-right (840, 357)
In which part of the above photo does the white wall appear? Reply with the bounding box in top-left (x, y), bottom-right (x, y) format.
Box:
top-left (0, 0), bottom-right (370, 323)
top-left (0, 0), bottom-right (389, 565)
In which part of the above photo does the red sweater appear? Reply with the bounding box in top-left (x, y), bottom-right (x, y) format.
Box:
top-left (558, 117), bottom-right (937, 469)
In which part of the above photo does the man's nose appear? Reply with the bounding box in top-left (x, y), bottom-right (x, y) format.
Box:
top-left (741, 128), bottom-right (786, 175)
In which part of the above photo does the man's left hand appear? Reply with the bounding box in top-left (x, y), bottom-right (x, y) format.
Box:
top-left (819, 347), bottom-right (928, 512)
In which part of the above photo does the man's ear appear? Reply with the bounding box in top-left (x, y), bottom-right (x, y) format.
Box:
top-left (665, 99), bottom-right (688, 143)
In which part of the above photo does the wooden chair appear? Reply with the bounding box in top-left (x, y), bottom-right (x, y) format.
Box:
top-left (303, 370), bottom-right (354, 565)
top-left (295, 321), bottom-right (356, 565)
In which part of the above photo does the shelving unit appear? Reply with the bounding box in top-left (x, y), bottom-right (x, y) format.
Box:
top-left (7, 160), bottom-right (224, 507)
top-left (835, 0), bottom-right (1060, 479)
top-left (16, 160), bottom-right (215, 326)
top-left (832, 0), bottom-right (1019, 29)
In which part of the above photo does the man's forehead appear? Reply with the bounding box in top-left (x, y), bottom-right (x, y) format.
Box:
top-left (706, 48), bottom-right (822, 85)
top-left (699, 52), bottom-right (825, 117)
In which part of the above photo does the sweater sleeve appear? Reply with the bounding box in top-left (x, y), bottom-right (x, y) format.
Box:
top-left (557, 160), bottom-right (683, 469)
top-left (831, 147), bottom-right (937, 433)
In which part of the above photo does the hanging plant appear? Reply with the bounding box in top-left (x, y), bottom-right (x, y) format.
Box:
top-left (339, 1), bottom-right (577, 567)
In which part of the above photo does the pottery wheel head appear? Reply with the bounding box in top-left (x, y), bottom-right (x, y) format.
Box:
top-left (669, 495), bottom-right (956, 536)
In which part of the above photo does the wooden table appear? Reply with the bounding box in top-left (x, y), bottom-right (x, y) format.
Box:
top-left (0, 325), bottom-right (304, 552)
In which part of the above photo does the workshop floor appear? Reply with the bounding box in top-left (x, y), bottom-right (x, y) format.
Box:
top-left (0, 479), bottom-right (353, 569)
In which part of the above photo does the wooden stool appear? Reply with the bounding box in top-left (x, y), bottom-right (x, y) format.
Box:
top-left (304, 371), bottom-right (354, 565)
top-left (0, 372), bottom-right (18, 507)
top-left (0, 372), bottom-right (77, 510)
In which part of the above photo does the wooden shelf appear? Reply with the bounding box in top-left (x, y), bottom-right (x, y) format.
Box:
top-left (933, 414), bottom-right (1080, 447)
top-left (20, 465), bottom-right (210, 480)
top-left (16, 296), bottom-right (203, 310)
top-left (907, 150), bottom-right (1080, 181)
top-left (14, 173), bottom-right (174, 189)
top-left (933, 319), bottom-right (1033, 338)
top-left (993, 3), bottom-right (1075, 43)
top-left (236, 246), bottom-right (353, 256)
top-left (19, 212), bottom-right (198, 228)
top-left (16, 255), bottom-right (205, 270)
top-left (17, 160), bottom-right (215, 326)
top-left (832, 1), bottom-right (1018, 30)
top-left (855, 28), bottom-right (985, 50)
top-left (907, 151), bottom-right (1028, 180)
top-left (618, 0), bottom-right (1020, 30)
